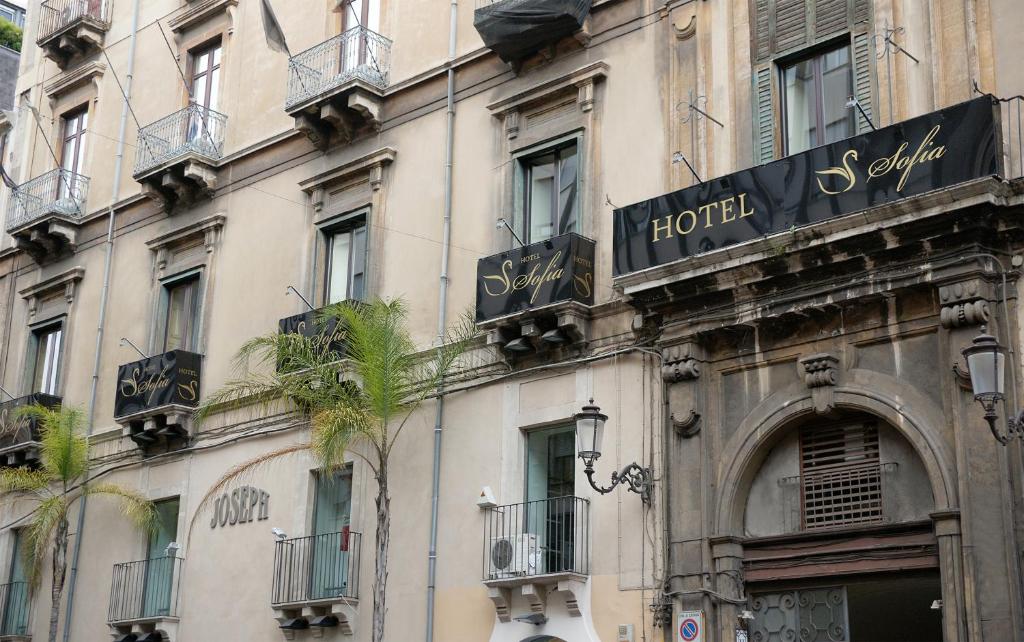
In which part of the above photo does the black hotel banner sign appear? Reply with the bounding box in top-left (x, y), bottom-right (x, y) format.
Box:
top-left (278, 309), bottom-right (348, 359)
top-left (476, 233), bottom-right (595, 323)
top-left (114, 350), bottom-right (202, 418)
top-left (613, 96), bottom-right (1002, 276)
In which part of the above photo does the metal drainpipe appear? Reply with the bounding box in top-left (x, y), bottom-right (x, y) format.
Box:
top-left (426, 0), bottom-right (457, 639)
top-left (62, 0), bottom-right (142, 639)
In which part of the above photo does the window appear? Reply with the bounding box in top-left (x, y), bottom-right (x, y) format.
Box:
top-left (340, 0), bottom-right (379, 32)
top-left (60, 108), bottom-right (88, 203)
top-left (325, 221), bottom-right (367, 304)
top-left (143, 498), bottom-right (179, 617)
top-left (190, 42), bottom-right (221, 111)
top-left (311, 467), bottom-right (354, 599)
top-left (30, 323), bottom-right (63, 396)
top-left (160, 274), bottom-right (200, 353)
top-left (525, 425), bottom-right (577, 574)
top-left (0, 7), bottom-right (13, 24)
top-left (3, 530), bottom-right (29, 635)
top-left (520, 141), bottom-right (579, 244)
top-left (799, 421), bottom-right (882, 529)
top-left (782, 44), bottom-right (855, 154)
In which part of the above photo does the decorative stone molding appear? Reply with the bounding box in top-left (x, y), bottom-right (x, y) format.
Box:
top-left (145, 214), bottom-right (225, 279)
top-left (487, 587), bottom-right (512, 623)
top-left (300, 147), bottom-right (397, 214)
top-left (487, 61), bottom-right (609, 120)
top-left (522, 583), bottom-right (547, 614)
top-left (671, 408), bottom-right (702, 438)
top-left (44, 61), bottom-right (105, 104)
top-left (938, 278), bottom-right (993, 328)
top-left (673, 14), bottom-right (697, 40)
top-left (553, 579), bottom-right (585, 617)
top-left (19, 267), bottom-right (85, 320)
top-left (799, 353), bottom-right (839, 413)
top-left (662, 342), bottom-right (703, 437)
top-left (168, 0), bottom-right (238, 34)
top-left (504, 110), bottom-right (520, 139)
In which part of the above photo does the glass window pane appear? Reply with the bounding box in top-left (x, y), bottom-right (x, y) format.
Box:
top-left (212, 46), bottom-right (221, 67)
top-left (349, 226), bottom-right (367, 302)
top-left (821, 47), bottom-right (853, 144)
top-left (328, 231), bottom-right (352, 304)
top-left (527, 155), bottom-right (555, 243)
top-left (556, 145), bottom-right (578, 235)
top-left (784, 58), bottom-right (817, 154)
top-left (33, 326), bottom-right (61, 395)
top-left (194, 51), bottom-right (208, 75)
top-left (209, 67), bottom-right (220, 111)
top-left (164, 279), bottom-right (195, 352)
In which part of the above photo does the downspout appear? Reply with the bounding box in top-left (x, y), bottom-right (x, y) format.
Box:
top-left (426, 0), bottom-right (457, 639)
top-left (62, 0), bottom-right (142, 638)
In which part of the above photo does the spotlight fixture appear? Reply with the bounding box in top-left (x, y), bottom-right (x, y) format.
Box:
top-left (503, 337), bottom-right (533, 353)
top-left (513, 613), bottom-right (548, 626)
top-left (541, 328), bottom-right (568, 344)
top-left (309, 615), bottom-right (340, 628)
top-left (278, 618), bottom-right (309, 630)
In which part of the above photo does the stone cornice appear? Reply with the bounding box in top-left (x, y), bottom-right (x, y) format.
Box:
top-left (168, 0), bottom-right (238, 34)
top-left (43, 61), bottom-right (105, 102)
top-left (486, 61), bottom-right (609, 115)
top-left (298, 147), bottom-right (397, 194)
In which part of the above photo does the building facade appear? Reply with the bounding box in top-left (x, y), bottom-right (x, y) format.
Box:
top-left (0, 0), bottom-right (1021, 641)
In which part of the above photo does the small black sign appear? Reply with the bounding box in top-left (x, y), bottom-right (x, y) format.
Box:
top-left (476, 232), bottom-right (595, 323)
top-left (278, 309), bottom-right (349, 364)
top-left (613, 96), bottom-right (1002, 276)
top-left (0, 393), bottom-right (61, 447)
top-left (114, 350), bottom-right (202, 419)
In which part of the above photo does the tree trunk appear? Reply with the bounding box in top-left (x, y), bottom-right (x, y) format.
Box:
top-left (49, 515), bottom-right (68, 642)
top-left (372, 465), bottom-right (390, 642)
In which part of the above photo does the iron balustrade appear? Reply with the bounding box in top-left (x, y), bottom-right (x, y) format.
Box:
top-left (272, 530), bottom-right (361, 605)
top-left (37, 0), bottom-right (109, 42)
top-left (133, 103), bottom-right (227, 177)
top-left (108, 556), bottom-right (182, 623)
top-left (286, 27), bottom-right (392, 110)
top-left (5, 169), bottom-right (89, 233)
top-left (0, 582), bottom-right (30, 636)
top-left (482, 496), bottom-right (589, 582)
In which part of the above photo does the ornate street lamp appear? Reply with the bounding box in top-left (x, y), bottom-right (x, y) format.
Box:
top-left (574, 399), bottom-right (653, 503)
top-left (962, 327), bottom-right (1021, 444)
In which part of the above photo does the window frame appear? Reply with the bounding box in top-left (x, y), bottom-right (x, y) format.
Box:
top-left (512, 132), bottom-right (583, 246)
top-left (60, 106), bottom-right (88, 178)
top-left (156, 270), bottom-right (202, 354)
top-left (27, 319), bottom-right (64, 396)
top-left (321, 210), bottom-right (369, 306)
top-left (188, 39), bottom-right (222, 112)
top-left (778, 39), bottom-right (856, 156)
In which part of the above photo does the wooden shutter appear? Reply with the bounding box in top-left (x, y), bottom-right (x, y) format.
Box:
top-left (753, 65), bottom-right (776, 163)
top-left (799, 422), bottom-right (883, 529)
top-left (813, 0), bottom-right (848, 38)
top-left (773, 0), bottom-right (808, 52)
top-left (753, 0), bottom-right (772, 61)
top-left (852, 30), bottom-right (875, 132)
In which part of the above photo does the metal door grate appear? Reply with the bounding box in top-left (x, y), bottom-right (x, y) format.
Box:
top-left (800, 422), bottom-right (882, 529)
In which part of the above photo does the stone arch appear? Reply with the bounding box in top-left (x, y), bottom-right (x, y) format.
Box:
top-left (714, 372), bottom-right (958, 535)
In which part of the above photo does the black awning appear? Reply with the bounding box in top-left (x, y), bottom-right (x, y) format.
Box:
top-left (473, 0), bottom-right (592, 63)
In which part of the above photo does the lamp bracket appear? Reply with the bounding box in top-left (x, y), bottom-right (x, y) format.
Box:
top-left (585, 462), bottom-right (652, 503)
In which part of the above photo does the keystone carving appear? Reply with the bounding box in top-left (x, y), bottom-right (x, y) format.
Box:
top-left (799, 353), bottom-right (839, 414)
top-left (938, 279), bottom-right (994, 328)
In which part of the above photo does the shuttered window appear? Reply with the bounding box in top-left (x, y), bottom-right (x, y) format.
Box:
top-left (799, 421), bottom-right (883, 529)
top-left (751, 0), bottom-right (875, 163)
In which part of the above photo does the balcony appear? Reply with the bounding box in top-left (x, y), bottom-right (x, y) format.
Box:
top-left (133, 103), bottom-right (226, 212)
top-left (286, 26), bottom-right (392, 149)
top-left (482, 496), bottom-right (589, 621)
top-left (113, 350), bottom-right (202, 452)
top-left (476, 232), bottom-right (595, 356)
top-left (271, 530), bottom-right (362, 636)
top-left (0, 581), bottom-right (30, 640)
top-left (5, 169), bottom-right (89, 263)
top-left (108, 556), bottom-right (182, 642)
top-left (473, 0), bottom-right (592, 66)
top-left (36, 0), bottom-right (110, 69)
top-left (0, 394), bottom-right (62, 468)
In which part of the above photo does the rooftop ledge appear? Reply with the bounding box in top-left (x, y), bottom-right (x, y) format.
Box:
top-left (615, 175), bottom-right (1023, 298)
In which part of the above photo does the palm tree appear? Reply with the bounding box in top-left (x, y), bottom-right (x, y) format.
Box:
top-left (197, 298), bottom-right (472, 642)
top-left (0, 404), bottom-right (156, 642)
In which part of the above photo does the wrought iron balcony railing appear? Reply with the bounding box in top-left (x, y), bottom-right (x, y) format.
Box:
top-left (482, 496), bottom-right (589, 582)
top-left (134, 103), bottom-right (227, 177)
top-left (5, 169), bottom-right (89, 233)
top-left (286, 26), bottom-right (392, 110)
top-left (0, 582), bottom-right (30, 636)
top-left (272, 530), bottom-right (361, 605)
top-left (37, 0), bottom-right (109, 43)
top-left (108, 556), bottom-right (182, 623)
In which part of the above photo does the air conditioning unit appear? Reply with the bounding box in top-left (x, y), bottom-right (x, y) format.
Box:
top-left (488, 534), bottom-right (539, 579)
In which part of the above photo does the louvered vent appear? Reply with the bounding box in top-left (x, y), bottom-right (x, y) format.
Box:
top-left (799, 422), bottom-right (883, 529)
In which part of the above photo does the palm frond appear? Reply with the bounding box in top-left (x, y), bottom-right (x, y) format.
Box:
top-left (310, 406), bottom-right (377, 474)
top-left (186, 443), bottom-right (309, 538)
top-left (23, 495), bottom-right (65, 590)
top-left (81, 483), bottom-right (158, 534)
top-left (0, 467), bottom-right (50, 496)
top-left (22, 404), bottom-right (89, 484)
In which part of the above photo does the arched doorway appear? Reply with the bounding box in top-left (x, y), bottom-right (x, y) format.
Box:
top-left (740, 411), bottom-right (943, 642)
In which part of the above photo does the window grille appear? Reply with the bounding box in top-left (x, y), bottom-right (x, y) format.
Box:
top-left (799, 422), bottom-right (882, 529)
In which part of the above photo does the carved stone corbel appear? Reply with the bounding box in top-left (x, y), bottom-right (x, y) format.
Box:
top-left (799, 353), bottom-right (839, 414)
top-left (522, 583), bottom-right (547, 615)
top-left (663, 342), bottom-right (703, 437)
top-left (671, 409), bottom-right (701, 437)
top-left (553, 579), bottom-right (584, 617)
top-left (576, 79), bottom-right (595, 113)
top-left (504, 109), bottom-right (520, 139)
top-left (487, 587), bottom-right (511, 623)
top-left (938, 279), bottom-right (993, 329)
top-left (673, 14), bottom-right (697, 40)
